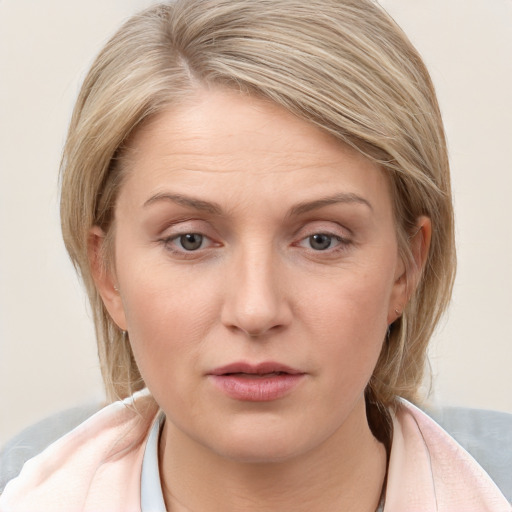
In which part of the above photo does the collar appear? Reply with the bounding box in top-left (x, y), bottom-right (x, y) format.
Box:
top-left (141, 411), bottom-right (167, 512)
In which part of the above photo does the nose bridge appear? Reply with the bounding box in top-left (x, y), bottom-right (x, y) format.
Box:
top-left (221, 239), bottom-right (290, 336)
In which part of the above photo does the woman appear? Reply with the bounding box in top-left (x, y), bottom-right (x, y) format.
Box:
top-left (1, 0), bottom-right (509, 510)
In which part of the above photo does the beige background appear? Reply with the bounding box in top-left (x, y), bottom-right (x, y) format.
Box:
top-left (1, 0), bottom-right (511, 446)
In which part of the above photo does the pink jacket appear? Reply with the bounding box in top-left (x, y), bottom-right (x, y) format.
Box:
top-left (1, 391), bottom-right (510, 511)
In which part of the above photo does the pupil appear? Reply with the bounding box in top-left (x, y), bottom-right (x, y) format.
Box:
top-left (181, 233), bottom-right (203, 251)
top-left (310, 234), bottom-right (331, 250)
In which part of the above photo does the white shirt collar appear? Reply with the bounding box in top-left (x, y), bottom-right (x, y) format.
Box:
top-left (141, 411), bottom-right (167, 512)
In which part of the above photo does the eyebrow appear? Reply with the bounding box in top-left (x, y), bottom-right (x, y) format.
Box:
top-left (289, 193), bottom-right (373, 216)
top-left (143, 191), bottom-right (372, 216)
top-left (143, 193), bottom-right (223, 215)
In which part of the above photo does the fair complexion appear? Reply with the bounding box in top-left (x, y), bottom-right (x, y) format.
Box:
top-left (91, 88), bottom-right (430, 512)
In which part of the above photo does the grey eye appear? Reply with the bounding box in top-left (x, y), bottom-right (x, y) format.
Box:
top-left (309, 234), bottom-right (332, 250)
top-left (179, 233), bottom-right (204, 251)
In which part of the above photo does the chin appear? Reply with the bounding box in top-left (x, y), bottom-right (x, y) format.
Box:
top-left (215, 437), bottom-right (305, 465)
top-left (203, 417), bottom-right (325, 465)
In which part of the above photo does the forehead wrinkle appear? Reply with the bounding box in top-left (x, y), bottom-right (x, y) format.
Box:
top-left (163, 149), bottom-right (351, 175)
top-left (128, 125), bottom-right (355, 178)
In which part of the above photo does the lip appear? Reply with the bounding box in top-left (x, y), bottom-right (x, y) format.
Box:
top-left (209, 361), bottom-right (303, 376)
top-left (207, 361), bottom-right (306, 402)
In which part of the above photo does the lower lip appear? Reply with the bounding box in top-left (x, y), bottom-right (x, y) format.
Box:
top-left (209, 373), bottom-right (305, 401)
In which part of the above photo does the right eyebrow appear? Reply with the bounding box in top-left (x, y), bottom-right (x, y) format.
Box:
top-left (142, 193), bottom-right (223, 215)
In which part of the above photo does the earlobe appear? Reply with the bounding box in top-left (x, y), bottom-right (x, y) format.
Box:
top-left (88, 226), bottom-right (127, 331)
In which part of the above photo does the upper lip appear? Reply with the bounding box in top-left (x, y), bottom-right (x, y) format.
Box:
top-left (209, 361), bottom-right (303, 376)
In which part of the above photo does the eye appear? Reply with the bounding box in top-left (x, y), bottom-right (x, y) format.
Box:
top-left (308, 233), bottom-right (336, 251)
top-left (179, 233), bottom-right (204, 251)
top-left (294, 228), bottom-right (353, 256)
top-left (299, 232), bottom-right (346, 251)
top-left (165, 233), bottom-right (208, 252)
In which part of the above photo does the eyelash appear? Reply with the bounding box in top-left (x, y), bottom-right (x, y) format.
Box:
top-left (160, 233), bottom-right (215, 258)
top-left (296, 232), bottom-right (351, 253)
top-left (160, 230), bottom-right (352, 258)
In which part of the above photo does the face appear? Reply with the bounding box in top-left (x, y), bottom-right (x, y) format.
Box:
top-left (94, 88), bottom-right (410, 463)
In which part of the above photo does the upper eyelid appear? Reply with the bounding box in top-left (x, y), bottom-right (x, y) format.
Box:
top-left (158, 218), bottom-right (215, 237)
top-left (157, 217), bottom-right (353, 241)
top-left (293, 220), bottom-right (352, 238)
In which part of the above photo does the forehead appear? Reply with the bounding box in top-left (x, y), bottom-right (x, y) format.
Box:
top-left (119, 88), bottom-right (391, 214)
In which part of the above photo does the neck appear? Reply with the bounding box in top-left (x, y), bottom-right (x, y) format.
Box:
top-left (159, 399), bottom-right (387, 512)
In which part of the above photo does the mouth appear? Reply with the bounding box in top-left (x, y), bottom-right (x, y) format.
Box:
top-left (224, 371), bottom-right (289, 378)
top-left (208, 362), bottom-right (306, 401)
top-left (209, 361), bottom-right (303, 377)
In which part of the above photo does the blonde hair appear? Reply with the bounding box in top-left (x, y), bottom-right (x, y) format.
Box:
top-left (61, 0), bottom-right (455, 409)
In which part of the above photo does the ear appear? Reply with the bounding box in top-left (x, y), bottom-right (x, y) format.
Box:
top-left (88, 226), bottom-right (127, 331)
top-left (387, 216), bottom-right (432, 324)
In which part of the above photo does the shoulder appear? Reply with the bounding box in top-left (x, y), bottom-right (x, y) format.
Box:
top-left (385, 400), bottom-right (511, 510)
top-left (0, 402), bottom-right (101, 493)
top-left (426, 403), bottom-right (512, 496)
top-left (0, 390), bottom-right (159, 512)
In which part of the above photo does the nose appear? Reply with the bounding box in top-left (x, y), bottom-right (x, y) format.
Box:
top-left (221, 244), bottom-right (292, 337)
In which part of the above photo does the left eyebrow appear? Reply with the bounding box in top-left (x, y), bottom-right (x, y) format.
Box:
top-left (288, 193), bottom-right (373, 217)
top-left (142, 193), bottom-right (223, 215)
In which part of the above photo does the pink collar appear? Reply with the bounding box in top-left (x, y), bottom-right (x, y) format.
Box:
top-left (385, 400), bottom-right (510, 511)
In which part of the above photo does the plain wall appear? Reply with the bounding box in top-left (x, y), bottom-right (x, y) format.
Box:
top-left (1, 0), bottom-right (511, 446)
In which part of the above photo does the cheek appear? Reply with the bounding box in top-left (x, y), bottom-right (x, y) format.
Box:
top-left (303, 265), bottom-right (395, 380)
top-left (306, 267), bottom-right (394, 336)
top-left (115, 257), bottom-right (222, 380)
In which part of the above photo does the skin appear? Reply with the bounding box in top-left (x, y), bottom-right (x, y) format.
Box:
top-left (91, 88), bottom-right (430, 511)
